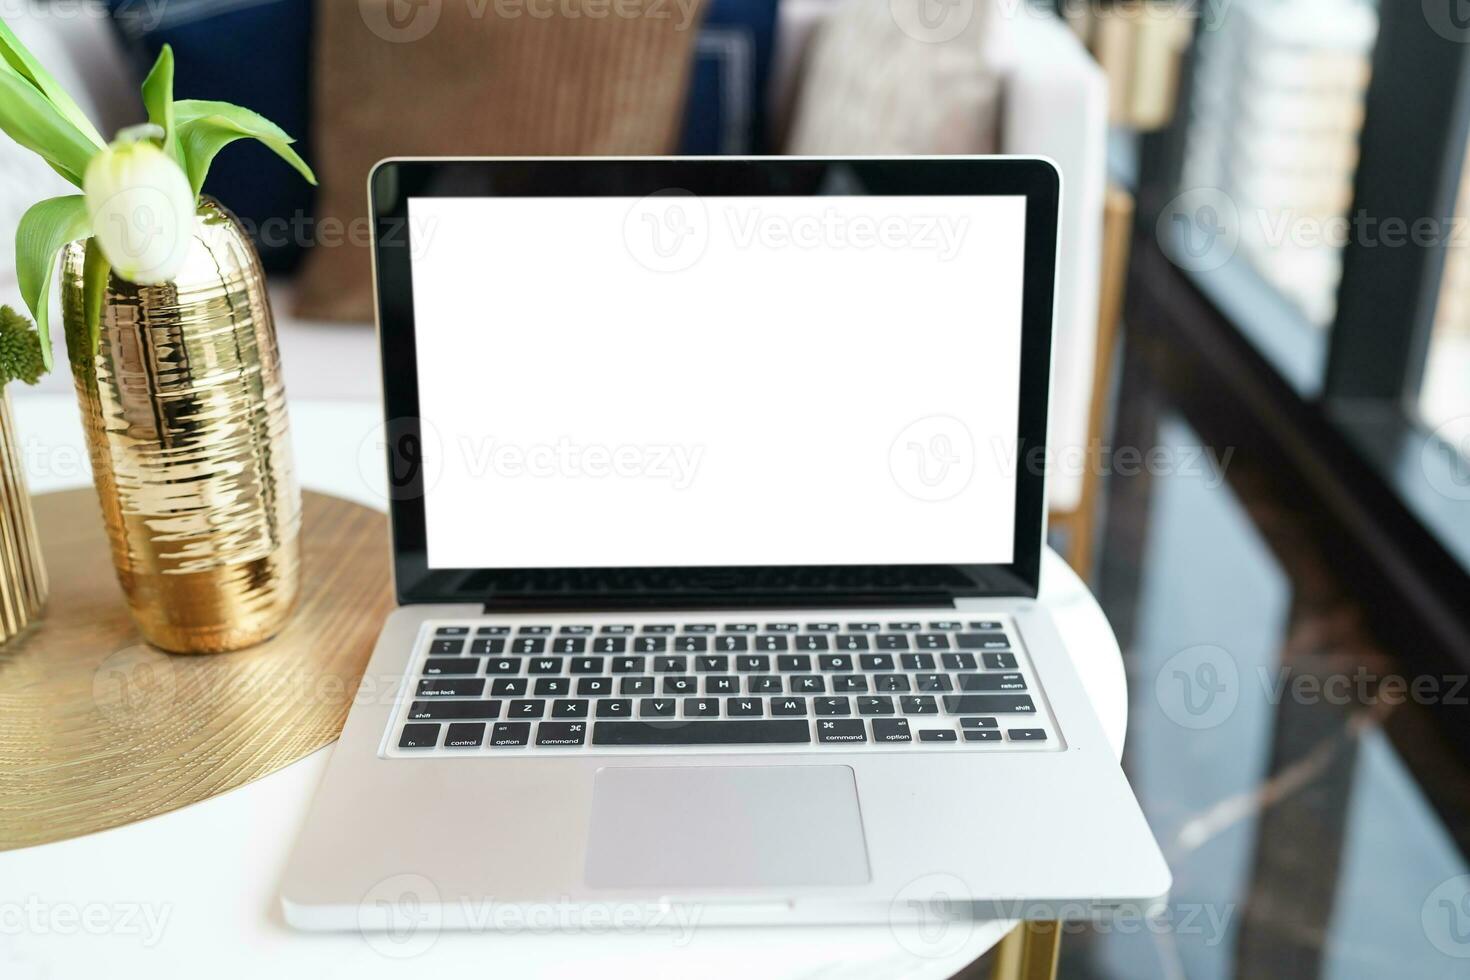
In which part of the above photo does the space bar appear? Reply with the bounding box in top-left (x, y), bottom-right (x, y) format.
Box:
top-left (592, 721), bottom-right (811, 746)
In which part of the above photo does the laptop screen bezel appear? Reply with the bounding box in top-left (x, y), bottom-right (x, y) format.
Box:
top-left (370, 157), bottom-right (1057, 607)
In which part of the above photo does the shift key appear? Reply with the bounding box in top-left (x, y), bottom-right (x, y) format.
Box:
top-left (942, 694), bottom-right (1036, 714)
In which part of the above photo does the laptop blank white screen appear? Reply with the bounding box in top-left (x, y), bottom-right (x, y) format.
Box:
top-left (408, 194), bottom-right (1027, 570)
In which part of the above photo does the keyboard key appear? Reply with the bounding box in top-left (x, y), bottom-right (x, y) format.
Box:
top-left (902, 695), bottom-right (939, 714)
top-left (736, 655), bottom-right (771, 672)
top-left (552, 699), bottom-right (589, 718)
top-left (819, 654), bottom-right (854, 671)
top-left (423, 658), bottom-right (479, 676)
top-left (571, 657), bottom-right (605, 674)
top-left (877, 634), bottom-right (909, 650)
top-left (958, 633), bottom-right (1011, 650)
top-left (704, 676), bottom-right (737, 694)
top-left (518, 626), bottom-right (552, 635)
top-left (942, 653), bottom-right (978, 670)
top-left (835, 635), bottom-right (869, 651)
top-left (1008, 728), bottom-right (1048, 742)
top-left (901, 653), bottom-right (936, 670)
top-left (477, 625), bottom-right (511, 636)
top-left (508, 699), bottom-right (545, 718)
top-left (512, 637), bottom-right (545, 654)
top-left (559, 625), bottom-right (593, 635)
top-left (655, 656), bottom-right (688, 673)
top-left (675, 636), bottom-right (708, 652)
top-left (684, 624), bottom-right (718, 634)
top-left (553, 637), bottom-right (586, 654)
top-left (490, 722), bottom-right (530, 746)
top-left (860, 654), bottom-right (896, 671)
top-left (470, 638), bottom-right (506, 655)
top-left (595, 637), bottom-right (628, 654)
top-left (777, 655), bottom-right (812, 672)
top-left (486, 657), bottom-right (522, 674)
top-left (601, 624), bottom-right (635, 634)
top-left (958, 673), bottom-right (1027, 692)
top-left (983, 653), bottom-right (1019, 670)
top-left (527, 657), bottom-right (563, 674)
top-left (639, 698), bottom-right (676, 717)
top-left (593, 720), bottom-right (810, 746)
top-left (635, 636), bottom-right (668, 653)
top-left (943, 695), bottom-right (1036, 714)
top-left (791, 675), bottom-right (826, 694)
top-left (398, 723), bottom-right (439, 748)
top-left (490, 678), bottom-right (527, 696)
top-left (612, 656), bottom-right (646, 673)
top-left (914, 673), bottom-right (953, 692)
top-left (795, 635), bottom-right (829, 651)
top-left (858, 696), bottom-right (895, 715)
top-left (916, 633), bottom-right (949, 649)
top-left (815, 697), bottom-right (851, 716)
top-left (874, 674), bottom-right (910, 692)
top-left (964, 729), bottom-right (1003, 742)
top-left (537, 721), bottom-right (587, 746)
top-left (620, 676), bottom-right (654, 695)
top-left (429, 638), bottom-right (465, 655)
top-left (444, 722), bottom-right (486, 748)
top-left (726, 697), bottom-right (763, 717)
top-left (662, 676), bottom-right (697, 694)
top-left (930, 621), bottom-right (964, 630)
top-left (685, 698), bottom-right (720, 717)
top-left (969, 620), bottom-right (1003, 631)
top-left (724, 623), bottom-right (758, 633)
top-left (642, 624), bottom-right (675, 634)
top-left (872, 718), bottom-right (912, 743)
top-left (770, 696), bottom-right (808, 716)
top-left (960, 716), bottom-right (999, 728)
top-left (919, 729), bottom-right (957, 742)
top-left (716, 635), bottom-right (749, 652)
top-left (596, 699), bottom-right (634, 717)
top-left (533, 678), bottom-right (569, 696)
top-left (757, 635), bottom-right (788, 651)
top-left (846, 622), bottom-right (881, 632)
top-left (748, 675), bottom-right (782, 693)
top-left (888, 621), bottom-right (920, 631)
top-left (833, 675), bottom-right (868, 692)
top-left (816, 719), bottom-right (866, 743)
top-left (696, 656), bottom-right (730, 672)
top-left (576, 677), bottom-right (613, 696)
top-left (435, 626), bottom-right (470, 637)
top-left (765, 623), bottom-right (799, 633)
top-left (416, 678), bottom-right (485, 698)
top-left (407, 700), bottom-right (500, 721)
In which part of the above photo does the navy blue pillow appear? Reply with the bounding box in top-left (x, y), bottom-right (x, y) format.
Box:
top-left (678, 0), bottom-right (779, 154)
top-left (106, 0), bottom-right (314, 273)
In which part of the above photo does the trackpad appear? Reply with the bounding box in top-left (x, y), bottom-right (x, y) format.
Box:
top-left (585, 766), bottom-right (871, 889)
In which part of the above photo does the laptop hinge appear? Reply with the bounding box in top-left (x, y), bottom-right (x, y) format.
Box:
top-left (480, 592), bottom-right (959, 613)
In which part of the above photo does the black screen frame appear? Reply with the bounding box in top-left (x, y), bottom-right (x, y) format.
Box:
top-left (370, 157), bottom-right (1058, 608)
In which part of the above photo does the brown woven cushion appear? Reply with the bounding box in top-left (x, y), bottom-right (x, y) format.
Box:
top-left (297, 0), bottom-right (707, 322)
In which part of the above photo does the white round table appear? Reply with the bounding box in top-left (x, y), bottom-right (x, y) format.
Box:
top-left (0, 394), bottom-right (1127, 980)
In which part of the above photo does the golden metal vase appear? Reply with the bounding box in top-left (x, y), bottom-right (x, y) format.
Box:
top-left (0, 389), bottom-right (47, 645)
top-left (60, 198), bottom-right (301, 654)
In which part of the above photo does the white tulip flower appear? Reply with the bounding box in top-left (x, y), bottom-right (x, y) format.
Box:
top-left (83, 124), bottom-right (196, 285)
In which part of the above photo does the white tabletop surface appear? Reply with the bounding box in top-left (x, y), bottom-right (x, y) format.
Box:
top-left (0, 394), bottom-right (1127, 980)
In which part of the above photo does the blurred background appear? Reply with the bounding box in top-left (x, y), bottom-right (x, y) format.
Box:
top-left (2, 0), bottom-right (1469, 977)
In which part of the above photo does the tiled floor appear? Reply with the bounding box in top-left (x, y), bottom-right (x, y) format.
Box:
top-left (1047, 390), bottom-right (1470, 978)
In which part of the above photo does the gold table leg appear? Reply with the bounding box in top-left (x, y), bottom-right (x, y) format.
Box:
top-left (989, 921), bottom-right (1062, 980)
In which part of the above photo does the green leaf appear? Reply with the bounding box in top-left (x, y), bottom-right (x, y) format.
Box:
top-left (0, 17), bottom-right (105, 148)
top-left (172, 100), bottom-right (316, 198)
top-left (15, 194), bottom-right (89, 371)
top-left (141, 44), bottom-right (182, 170)
top-left (80, 239), bottom-right (110, 367)
top-left (0, 64), bottom-right (100, 186)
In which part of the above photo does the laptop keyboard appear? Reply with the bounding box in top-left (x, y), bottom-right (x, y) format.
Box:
top-left (384, 616), bottom-right (1060, 756)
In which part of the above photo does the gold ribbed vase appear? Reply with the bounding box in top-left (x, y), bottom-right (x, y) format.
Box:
top-left (60, 198), bottom-right (300, 654)
top-left (0, 390), bottom-right (47, 645)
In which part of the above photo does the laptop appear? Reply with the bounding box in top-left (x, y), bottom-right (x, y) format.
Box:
top-left (281, 157), bottom-right (1170, 932)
